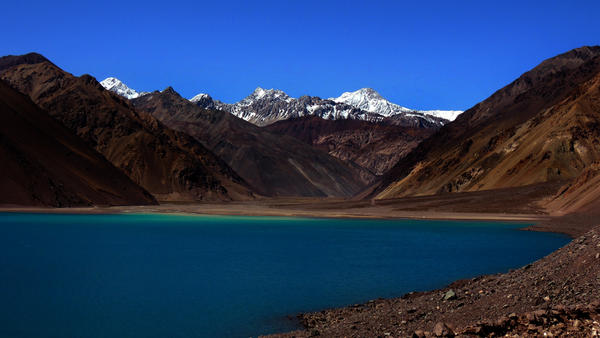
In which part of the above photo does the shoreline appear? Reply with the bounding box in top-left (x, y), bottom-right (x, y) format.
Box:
top-left (0, 201), bottom-right (558, 231)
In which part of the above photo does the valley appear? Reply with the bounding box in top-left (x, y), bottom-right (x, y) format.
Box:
top-left (1, 45), bottom-right (600, 337)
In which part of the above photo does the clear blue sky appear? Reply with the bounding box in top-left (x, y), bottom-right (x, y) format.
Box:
top-left (2, 0), bottom-right (599, 110)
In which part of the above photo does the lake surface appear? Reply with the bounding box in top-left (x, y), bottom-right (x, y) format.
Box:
top-left (0, 213), bottom-right (568, 337)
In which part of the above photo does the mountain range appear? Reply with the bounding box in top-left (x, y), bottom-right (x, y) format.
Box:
top-left (1, 46), bottom-right (600, 214)
top-left (103, 78), bottom-right (462, 127)
top-left (131, 88), bottom-right (368, 196)
top-left (0, 53), bottom-right (255, 202)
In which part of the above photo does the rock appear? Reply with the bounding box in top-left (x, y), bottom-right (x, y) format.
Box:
top-left (443, 290), bottom-right (457, 301)
top-left (526, 312), bottom-right (536, 322)
top-left (533, 309), bottom-right (547, 318)
top-left (495, 316), bottom-right (509, 327)
top-left (412, 330), bottom-right (425, 338)
top-left (544, 296), bottom-right (551, 302)
top-left (433, 322), bottom-right (454, 337)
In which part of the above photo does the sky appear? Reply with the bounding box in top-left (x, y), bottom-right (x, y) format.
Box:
top-left (1, 0), bottom-right (599, 110)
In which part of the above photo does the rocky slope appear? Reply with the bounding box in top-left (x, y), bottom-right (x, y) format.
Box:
top-left (191, 87), bottom-right (458, 127)
top-left (368, 46), bottom-right (600, 200)
top-left (265, 116), bottom-right (437, 177)
top-left (545, 161), bottom-right (600, 215)
top-left (0, 53), bottom-right (255, 201)
top-left (0, 79), bottom-right (156, 206)
top-left (132, 89), bottom-right (370, 197)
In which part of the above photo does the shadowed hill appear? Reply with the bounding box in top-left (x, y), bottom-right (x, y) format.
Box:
top-left (0, 54), bottom-right (255, 202)
top-left (265, 115), bottom-right (437, 181)
top-left (0, 79), bottom-right (157, 206)
top-left (132, 90), bottom-right (370, 197)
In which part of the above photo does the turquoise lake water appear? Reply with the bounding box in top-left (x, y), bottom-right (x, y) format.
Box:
top-left (0, 213), bottom-right (568, 337)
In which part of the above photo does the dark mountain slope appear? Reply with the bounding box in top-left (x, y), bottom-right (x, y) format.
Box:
top-left (264, 116), bottom-right (437, 178)
top-left (132, 90), bottom-right (370, 197)
top-left (0, 54), bottom-right (254, 201)
top-left (369, 46), bottom-right (600, 199)
top-left (0, 79), bottom-right (156, 206)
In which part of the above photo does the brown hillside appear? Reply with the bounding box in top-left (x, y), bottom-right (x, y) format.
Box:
top-left (371, 46), bottom-right (600, 199)
top-left (265, 116), bottom-right (437, 180)
top-left (0, 54), bottom-right (254, 201)
top-left (0, 79), bottom-right (156, 206)
top-left (133, 90), bottom-right (369, 197)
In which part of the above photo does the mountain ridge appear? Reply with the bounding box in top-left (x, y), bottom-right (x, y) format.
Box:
top-left (132, 87), bottom-right (371, 197)
top-left (101, 77), bottom-right (462, 127)
top-left (368, 45), bottom-right (600, 200)
top-left (0, 54), bottom-right (256, 202)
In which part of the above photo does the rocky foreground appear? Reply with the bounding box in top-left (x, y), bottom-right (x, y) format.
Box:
top-left (268, 223), bottom-right (600, 337)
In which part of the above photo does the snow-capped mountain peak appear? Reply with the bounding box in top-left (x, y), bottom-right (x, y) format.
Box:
top-left (100, 77), bottom-right (146, 99)
top-left (332, 88), bottom-right (412, 117)
top-left (332, 88), bottom-right (463, 122)
top-left (190, 86), bottom-right (462, 127)
top-left (189, 93), bottom-right (216, 109)
top-left (419, 110), bottom-right (463, 121)
top-left (240, 87), bottom-right (292, 105)
top-left (190, 93), bottom-right (212, 102)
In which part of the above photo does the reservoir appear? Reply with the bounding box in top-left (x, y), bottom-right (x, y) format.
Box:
top-left (0, 213), bottom-right (569, 337)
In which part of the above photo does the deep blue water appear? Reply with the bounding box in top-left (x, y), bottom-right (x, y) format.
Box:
top-left (0, 213), bottom-right (568, 337)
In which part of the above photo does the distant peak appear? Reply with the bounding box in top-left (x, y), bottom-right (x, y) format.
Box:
top-left (100, 77), bottom-right (144, 100)
top-left (190, 93), bottom-right (212, 102)
top-left (252, 87), bottom-right (287, 96)
top-left (335, 88), bottom-right (384, 100)
top-left (240, 87), bottom-right (292, 104)
top-left (356, 87), bottom-right (382, 96)
top-left (161, 86), bottom-right (179, 95)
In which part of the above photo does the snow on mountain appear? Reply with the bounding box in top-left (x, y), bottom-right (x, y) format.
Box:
top-left (420, 110), bottom-right (463, 121)
top-left (332, 88), bottom-right (462, 122)
top-left (100, 77), bottom-right (147, 99)
top-left (191, 87), bottom-right (463, 127)
top-left (190, 93), bottom-right (211, 102)
top-left (191, 87), bottom-right (385, 126)
top-left (332, 88), bottom-right (413, 117)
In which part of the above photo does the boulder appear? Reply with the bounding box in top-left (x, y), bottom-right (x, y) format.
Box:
top-left (433, 322), bottom-right (455, 337)
top-left (443, 290), bottom-right (457, 301)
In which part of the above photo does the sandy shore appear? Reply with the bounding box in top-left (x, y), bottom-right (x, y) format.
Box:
top-left (0, 199), bottom-right (549, 223)
top-left (0, 182), bottom-right (576, 235)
